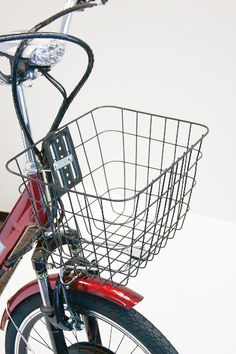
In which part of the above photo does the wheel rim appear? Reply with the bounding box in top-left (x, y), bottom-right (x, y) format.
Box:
top-left (14, 308), bottom-right (151, 354)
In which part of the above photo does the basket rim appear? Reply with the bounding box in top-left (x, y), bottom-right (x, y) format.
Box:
top-left (6, 105), bottom-right (209, 203)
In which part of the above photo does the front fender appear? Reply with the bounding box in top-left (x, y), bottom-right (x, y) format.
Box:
top-left (0, 274), bottom-right (143, 330)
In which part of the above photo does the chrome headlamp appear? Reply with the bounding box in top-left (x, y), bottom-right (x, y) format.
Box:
top-left (29, 40), bottom-right (65, 66)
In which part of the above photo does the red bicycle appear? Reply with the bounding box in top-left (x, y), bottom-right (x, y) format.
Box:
top-left (0, 1), bottom-right (208, 353)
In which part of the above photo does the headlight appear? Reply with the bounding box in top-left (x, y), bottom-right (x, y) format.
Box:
top-left (30, 40), bottom-right (65, 66)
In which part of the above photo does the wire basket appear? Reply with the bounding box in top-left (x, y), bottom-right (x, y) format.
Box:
top-left (7, 106), bottom-right (208, 286)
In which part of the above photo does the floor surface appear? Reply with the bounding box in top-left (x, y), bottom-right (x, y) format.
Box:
top-left (0, 213), bottom-right (235, 353)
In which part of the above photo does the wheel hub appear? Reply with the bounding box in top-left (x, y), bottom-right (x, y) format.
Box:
top-left (68, 342), bottom-right (115, 354)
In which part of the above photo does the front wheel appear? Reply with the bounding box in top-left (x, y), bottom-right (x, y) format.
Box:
top-left (5, 291), bottom-right (178, 354)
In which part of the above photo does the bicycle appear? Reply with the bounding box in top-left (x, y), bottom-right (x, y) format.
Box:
top-left (0, 1), bottom-right (208, 353)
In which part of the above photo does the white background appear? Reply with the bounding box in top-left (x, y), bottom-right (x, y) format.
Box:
top-left (0, 0), bottom-right (236, 353)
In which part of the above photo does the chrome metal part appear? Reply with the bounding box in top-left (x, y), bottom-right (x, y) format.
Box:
top-left (60, 0), bottom-right (78, 34)
top-left (0, 71), bottom-right (11, 85)
top-left (53, 154), bottom-right (73, 171)
top-left (29, 40), bottom-right (65, 66)
top-left (37, 273), bottom-right (51, 307)
top-left (24, 161), bottom-right (38, 175)
top-left (123, 246), bottom-right (148, 260)
top-left (17, 85), bottom-right (35, 162)
top-left (22, 68), bottom-right (38, 87)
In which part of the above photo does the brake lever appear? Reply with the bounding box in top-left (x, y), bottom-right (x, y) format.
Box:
top-left (0, 52), bottom-right (12, 85)
top-left (0, 70), bottom-right (11, 85)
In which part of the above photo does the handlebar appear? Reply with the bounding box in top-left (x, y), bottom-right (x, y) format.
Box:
top-left (0, 0), bottom-right (108, 160)
top-left (0, 1), bottom-right (109, 66)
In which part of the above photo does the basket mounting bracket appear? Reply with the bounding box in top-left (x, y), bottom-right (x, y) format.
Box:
top-left (42, 127), bottom-right (82, 195)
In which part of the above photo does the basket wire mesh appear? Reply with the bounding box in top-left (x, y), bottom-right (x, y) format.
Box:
top-left (7, 106), bottom-right (208, 286)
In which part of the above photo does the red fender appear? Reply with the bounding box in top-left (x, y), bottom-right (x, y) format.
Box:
top-left (0, 274), bottom-right (143, 330)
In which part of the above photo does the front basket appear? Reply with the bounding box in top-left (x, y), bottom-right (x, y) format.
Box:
top-left (7, 106), bottom-right (208, 286)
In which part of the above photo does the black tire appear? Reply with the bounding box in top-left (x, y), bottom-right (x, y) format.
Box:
top-left (5, 291), bottom-right (178, 354)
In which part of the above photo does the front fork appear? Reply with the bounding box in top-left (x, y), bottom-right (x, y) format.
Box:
top-left (32, 244), bottom-right (69, 354)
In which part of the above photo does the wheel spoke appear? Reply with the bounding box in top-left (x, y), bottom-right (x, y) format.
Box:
top-left (39, 318), bottom-right (46, 325)
top-left (64, 335), bottom-right (73, 346)
top-left (72, 328), bottom-right (79, 343)
top-left (108, 325), bottom-right (112, 349)
top-left (115, 333), bottom-right (125, 353)
top-left (130, 345), bottom-right (139, 353)
top-left (27, 334), bottom-right (53, 351)
top-left (32, 327), bottom-right (52, 350)
top-left (39, 317), bottom-right (75, 349)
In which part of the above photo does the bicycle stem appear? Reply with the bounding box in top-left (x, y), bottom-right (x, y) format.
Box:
top-left (60, 0), bottom-right (78, 34)
top-left (16, 85), bottom-right (35, 163)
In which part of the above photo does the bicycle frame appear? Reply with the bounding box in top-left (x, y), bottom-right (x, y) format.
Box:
top-left (0, 178), bottom-right (143, 331)
top-left (0, 177), bottom-right (46, 273)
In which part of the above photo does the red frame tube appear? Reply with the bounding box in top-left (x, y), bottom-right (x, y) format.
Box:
top-left (0, 177), bottom-right (47, 268)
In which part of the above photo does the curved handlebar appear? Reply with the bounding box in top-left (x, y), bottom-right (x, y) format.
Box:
top-left (0, 31), bottom-right (94, 160)
top-left (0, 0), bottom-right (108, 161)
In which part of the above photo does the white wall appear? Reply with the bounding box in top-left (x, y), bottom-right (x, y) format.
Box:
top-left (0, 0), bottom-right (236, 222)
